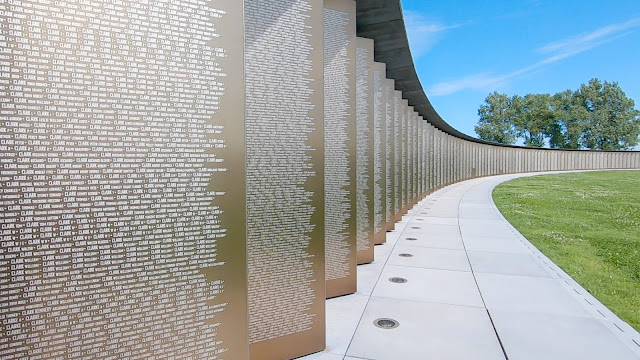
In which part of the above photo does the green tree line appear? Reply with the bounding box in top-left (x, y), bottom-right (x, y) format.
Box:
top-left (474, 78), bottom-right (640, 150)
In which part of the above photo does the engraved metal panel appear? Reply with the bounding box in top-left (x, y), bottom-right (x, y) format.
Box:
top-left (406, 108), bottom-right (413, 207)
top-left (433, 129), bottom-right (439, 188)
top-left (425, 121), bottom-right (429, 191)
top-left (428, 124), bottom-right (435, 190)
top-left (446, 134), bottom-right (450, 183)
top-left (447, 135), bottom-right (452, 182)
top-left (355, 37), bottom-right (375, 264)
top-left (440, 131), bottom-right (445, 182)
top-left (438, 129), bottom-right (443, 185)
top-left (437, 130), bottom-right (443, 187)
top-left (372, 63), bottom-right (387, 245)
top-left (441, 134), bottom-right (446, 184)
top-left (393, 91), bottom-right (402, 222)
top-left (410, 111), bottom-right (417, 205)
top-left (423, 121), bottom-right (430, 193)
top-left (452, 137), bottom-right (457, 181)
top-left (384, 79), bottom-right (395, 231)
top-left (0, 0), bottom-right (249, 359)
top-left (416, 115), bottom-right (419, 199)
top-left (453, 138), bottom-right (458, 180)
top-left (417, 118), bottom-right (422, 196)
top-left (323, 0), bottom-right (357, 299)
top-left (401, 100), bottom-right (409, 214)
top-left (244, 0), bottom-right (325, 358)
top-left (418, 117), bottom-right (422, 194)
top-left (422, 118), bottom-right (428, 196)
top-left (413, 112), bottom-right (420, 205)
top-left (447, 135), bottom-right (452, 183)
top-left (443, 135), bottom-right (449, 183)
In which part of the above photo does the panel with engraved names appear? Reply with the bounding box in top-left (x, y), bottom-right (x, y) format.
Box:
top-left (0, 0), bottom-right (248, 359)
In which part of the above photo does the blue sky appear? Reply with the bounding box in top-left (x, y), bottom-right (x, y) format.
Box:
top-left (400, 0), bottom-right (640, 143)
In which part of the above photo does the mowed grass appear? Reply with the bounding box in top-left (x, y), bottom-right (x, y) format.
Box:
top-left (493, 171), bottom-right (640, 331)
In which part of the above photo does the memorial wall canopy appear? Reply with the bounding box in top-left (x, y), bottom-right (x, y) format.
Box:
top-left (355, 0), bottom-right (403, 26)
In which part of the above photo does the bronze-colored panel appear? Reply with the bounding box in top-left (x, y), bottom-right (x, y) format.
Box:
top-left (445, 134), bottom-right (450, 183)
top-left (393, 91), bottom-right (403, 222)
top-left (426, 124), bottom-right (431, 190)
top-left (422, 121), bottom-right (429, 194)
top-left (452, 137), bottom-right (456, 181)
top-left (416, 118), bottom-right (422, 197)
top-left (372, 62), bottom-right (387, 245)
top-left (428, 124), bottom-right (435, 190)
top-left (433, 128), bottom-right (439, 188)
top-left (355, 37), bottom-right (375, 265)
top-left (436, 129), bottom-right (441, 186)
top-left (0, 0), bottom-right (249, 359)
top-left (463, 141), bottom-right (467, 179)
top-left (437, 128), bottom-right (442, 186)
top-left (323, 0), bottom-right (357, 300)
top-left (461, 140), bottom-right (466, 179)
top-left (442, 133), bottom-right (451, 181)
top-left (384, 79), bottom-right (396, 232)
top-left (452, 138), bottom-right (456, 181)
top-left (406, 107), bottom-right (413, 208)
top-left (446, 134), bottom-right (451, 182)
top-left (463, 140), bottom-right (468, 179)
top-left (418, 118), bottom-right (424, 197)
top-left (422, 118), bottom-right (428, 196)
top-left (417, 118), bottom-right (422, 197)
top-left (457, 139), bottom-right (461, 180)
top-left (410, 110), bottom-right (416, 206)
top-left (245, 0), bottom-right (325, 359)
top-left (414, 114), bottom-right (419, 202)
top-left (447, 135), bottom-right (452, 183)
top-left (401, 100), bottom-right (409, 215)
top-left (436, 130), bottom-right (443, 187)
top-left (443, 134), bottom-right (448, 183)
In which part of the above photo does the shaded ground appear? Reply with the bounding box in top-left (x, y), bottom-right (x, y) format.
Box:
top-left (493, 171), bottom-right (640, 331)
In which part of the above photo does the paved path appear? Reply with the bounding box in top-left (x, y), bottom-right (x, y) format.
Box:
top-left (302, 173), bottom-right (640, 360)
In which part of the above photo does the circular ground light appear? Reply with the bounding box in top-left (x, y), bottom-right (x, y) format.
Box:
top-left (411, 227), bottom-right (421, 229)
top-left (398, 253), bottom-right (413, 258)
top-left (374, 318), bottom-right (399, 329)
top-left (389, 277), bottom-right (407, 283)
top-left (405, 237), bottom-right (417, 241)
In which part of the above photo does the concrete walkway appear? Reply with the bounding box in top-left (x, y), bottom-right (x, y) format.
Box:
top-left (302, 173), bottom-right (640, 360)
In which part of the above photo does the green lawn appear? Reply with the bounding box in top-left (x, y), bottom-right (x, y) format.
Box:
top-left (493, 171), bottom-right (640, 331)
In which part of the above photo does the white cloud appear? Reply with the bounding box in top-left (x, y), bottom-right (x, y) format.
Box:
top-left (404, 11), bottom-right (463, 59)
top-left (537, 18), bottom-right (640, 56)
top-left (427, 17), bottom-right (640, 97)
top-left (427, 73), bottom-right (507, 96)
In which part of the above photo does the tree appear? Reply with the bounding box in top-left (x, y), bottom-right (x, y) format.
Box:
top-left (573, 79), bottom-right (640, 150)
top-left (475, 92), bottom-right (518, 144)
top-left (512, 93), bottom-right (555, 148)
top-left (474, 78), bottom-right (640, 150)
top-left (550, 90), bottom-right (583, 149)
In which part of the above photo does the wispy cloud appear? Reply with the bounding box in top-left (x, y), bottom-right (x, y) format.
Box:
top-left (538, 18), bottom-right (640, 56)
top-left (428, 73), bottom-right (508, 97)
top-left (427, 17), bottom-right (640, 96)
top-left (404, 11), bottom-right (465, 59)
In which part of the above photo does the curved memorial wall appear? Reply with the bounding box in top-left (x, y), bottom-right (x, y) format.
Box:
top-left (1, 0), bottom-right (639, 359)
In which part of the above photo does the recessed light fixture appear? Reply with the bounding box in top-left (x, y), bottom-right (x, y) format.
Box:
top-left (374, 318), bottom-right (399, 329)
